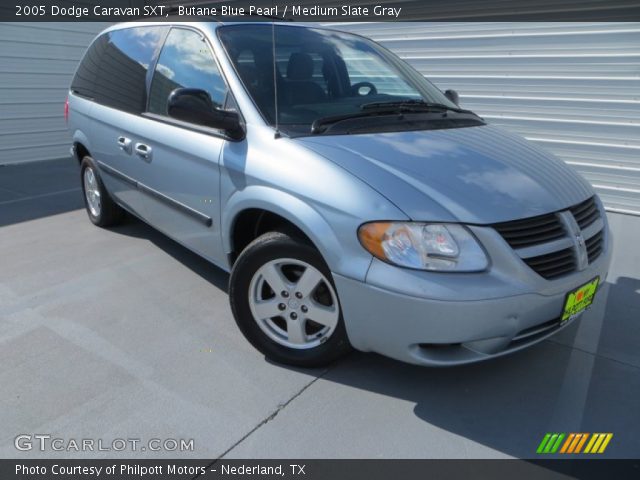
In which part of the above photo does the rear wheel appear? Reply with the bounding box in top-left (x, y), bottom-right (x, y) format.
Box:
top-left (80, 156), bottom-right (124, 227)
top-left (229, 231), bottom-right (352, 367)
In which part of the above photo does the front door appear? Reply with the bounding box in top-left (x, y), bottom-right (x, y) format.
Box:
top-left (131, 27), bottom-right (230, 266)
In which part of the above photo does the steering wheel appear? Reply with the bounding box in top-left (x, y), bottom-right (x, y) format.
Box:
top-left (351, 82), bottom-right (378, 96)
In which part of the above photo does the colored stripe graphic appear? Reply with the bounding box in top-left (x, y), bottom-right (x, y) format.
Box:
top-left (550, 433), bottom-right (565, 453)
top-left (539, 433), bottom-right (613, 454)
top-left (584, 434), bottom-right (598, 453)
top-left (598, 433), bottom-right (613, 453)
top-left (560, 433), bottom-right (575, 453)
top-left (592, 434), bottom-right (606, 453)
top-left (537, 433), bottom-right (552, 454)
top-left (585, 433), bottom-right (614, 454)
top-left (537, 433), bottom-right (565, 453)
top-left (568, 434), bottom-right (583, 453)
top-left (544, 434), bottom-right (559, 453)
top-left (575, 433), bottom-right (589, 453)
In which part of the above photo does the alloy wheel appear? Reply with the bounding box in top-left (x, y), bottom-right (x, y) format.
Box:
top-left (248, 258), bottom-right (340, 349)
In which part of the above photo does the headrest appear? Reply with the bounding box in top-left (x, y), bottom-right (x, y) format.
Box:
top-left (287, 52), bottom-right (314, 81)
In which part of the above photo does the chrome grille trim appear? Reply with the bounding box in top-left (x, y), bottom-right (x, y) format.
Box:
top-left (570, 196), bottom-right (601, 230)
top-left (581, 216), bottom-right (605, 240)
top-left (493, 196), bottom-right (605, 280)
top-left (586, 229), bottom-right (604, 263)
top-left (523, 247), bottom-right (577, 279)
top-left (492, 213), bottom-right (565, 249)
top-left (516, 236), bottom-right (574, 259)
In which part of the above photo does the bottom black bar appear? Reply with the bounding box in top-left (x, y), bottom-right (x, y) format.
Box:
top-left (2, 459), bottom-right (639, 480)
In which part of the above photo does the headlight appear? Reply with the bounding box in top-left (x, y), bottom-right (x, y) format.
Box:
top-left (358, 222), bottom-right (488, 272)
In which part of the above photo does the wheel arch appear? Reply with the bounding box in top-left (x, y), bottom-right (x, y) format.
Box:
top-left (71, 130), bottom-right (93, 164)
top-left (229, 208), bottom-right (312, 262)
top-left (223, 187), bottom-right (352, 276)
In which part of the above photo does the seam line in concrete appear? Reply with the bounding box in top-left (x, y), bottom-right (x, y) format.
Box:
top-left (546, 338), bottom-right (640, 370)
top-left (0, 187), bottom-right (81, 206)
top-left (193, 366), bottom-right (332, 478)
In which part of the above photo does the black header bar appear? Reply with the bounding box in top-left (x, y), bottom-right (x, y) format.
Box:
top-left (3, 0), bottom-right (640, 22)
top-left (2, 459), bottom-right (640, 480)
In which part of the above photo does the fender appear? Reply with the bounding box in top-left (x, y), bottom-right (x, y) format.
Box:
top-left (68, 90), bottom-right (96, 160)
top-left (222, 185), bottom-right (373, 282)
top-left (72, 129), bottom-right (93, 159)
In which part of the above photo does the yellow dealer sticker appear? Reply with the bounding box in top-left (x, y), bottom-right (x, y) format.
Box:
top-left (562, 276), bottom-right (600, 322)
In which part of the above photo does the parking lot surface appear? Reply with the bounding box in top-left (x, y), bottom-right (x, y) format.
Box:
top-left (1, 159), bottom-right (639, 459)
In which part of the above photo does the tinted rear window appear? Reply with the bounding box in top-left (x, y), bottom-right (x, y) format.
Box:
top-left (95, 27), bottom-right (166, 114)
top-left (70, 34), bottom-right (106, 98)
top-left (73, 27), bottom-right (166, 114)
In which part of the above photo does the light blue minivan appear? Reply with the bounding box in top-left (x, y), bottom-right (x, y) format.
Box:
top-left (67, 21), bottom-right (611, 367)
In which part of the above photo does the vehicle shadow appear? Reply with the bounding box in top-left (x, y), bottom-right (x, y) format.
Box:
top-left (109, 213), bottom-right (230, 293)
top-left (0, 158), bottom-right (84, 228)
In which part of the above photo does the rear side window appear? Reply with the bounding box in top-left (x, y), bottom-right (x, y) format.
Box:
top-left (92, 27), bottom-right (166, 114)
top-left (148, 28), bottom-right (228, 116)
top-left (71, 35), bottom-right (107, 98)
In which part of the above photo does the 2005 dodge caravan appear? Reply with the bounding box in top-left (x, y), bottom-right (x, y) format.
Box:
top-left (67, 21), bottom-right (612, 367)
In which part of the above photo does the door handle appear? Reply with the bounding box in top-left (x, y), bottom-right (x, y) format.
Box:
top-left (117, 136), bottom-right (132, 154)
top-left (134, 143), bottom-right (152, 161)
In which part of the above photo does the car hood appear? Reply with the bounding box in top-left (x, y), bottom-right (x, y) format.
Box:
top-left (297, 124), bottom-right (594, 224)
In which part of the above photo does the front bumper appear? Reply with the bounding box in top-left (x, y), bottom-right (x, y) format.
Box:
top-left (334, 225), bottom-right (612, 366)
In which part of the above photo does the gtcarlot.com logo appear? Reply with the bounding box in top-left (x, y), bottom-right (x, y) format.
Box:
top-left (15, 434), bottom-right (194, 453)
top-left (537, 433), bottom-right (613, 454)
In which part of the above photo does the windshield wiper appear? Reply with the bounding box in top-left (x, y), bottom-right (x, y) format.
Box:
top-left (310, 100), bottom-right (481, 134)
top-left (361, 99), bottom-right (475, 115)
top-left (311, 110), bottom-right (404, 134)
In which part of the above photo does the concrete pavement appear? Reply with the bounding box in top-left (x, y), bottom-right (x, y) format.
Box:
top-left (0, 159), bottom-right (638, 459)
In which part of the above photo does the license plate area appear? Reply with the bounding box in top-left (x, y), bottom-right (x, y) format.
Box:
top-left (561, 276), bottom-right (600, 323)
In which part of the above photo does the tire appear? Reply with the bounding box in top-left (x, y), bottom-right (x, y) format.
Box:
top-left (80, 156), bottom-right (124, 227)
top-left (229, 231), bottom-right (352, 367)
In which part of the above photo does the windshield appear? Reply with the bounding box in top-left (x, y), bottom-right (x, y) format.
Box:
top-left (218, 24), bottom-right (470, 135)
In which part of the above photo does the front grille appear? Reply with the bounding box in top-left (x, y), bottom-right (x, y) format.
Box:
top-left (492, 213), bottom-right (565, 249)
top-left (570, 196), bottom-right (600, 230)
top-left (523, 247), bottom-right (577, 280)
top-left (493, 196), bottom-right (605, 280)
top-left (586, 229), bottom-right (604, 263)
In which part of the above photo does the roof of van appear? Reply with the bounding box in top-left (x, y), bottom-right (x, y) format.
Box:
top-left (103, 19), bottom-right (313, 33)
top-left (97, 20), bottom-right (345, 44)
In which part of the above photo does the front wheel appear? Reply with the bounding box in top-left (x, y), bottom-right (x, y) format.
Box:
top-left (229, 231), bottom-right (352, 367)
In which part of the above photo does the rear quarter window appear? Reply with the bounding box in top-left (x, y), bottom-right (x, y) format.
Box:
top-left (88, 27), bottom-right (166, 114)
top-left (71, 34), bottom-right (107, 98)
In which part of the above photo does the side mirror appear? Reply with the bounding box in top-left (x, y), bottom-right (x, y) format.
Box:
top-left (168, 88), bottom-right (244, 139)
top-left (445, 89), bottom-right (460, 106)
